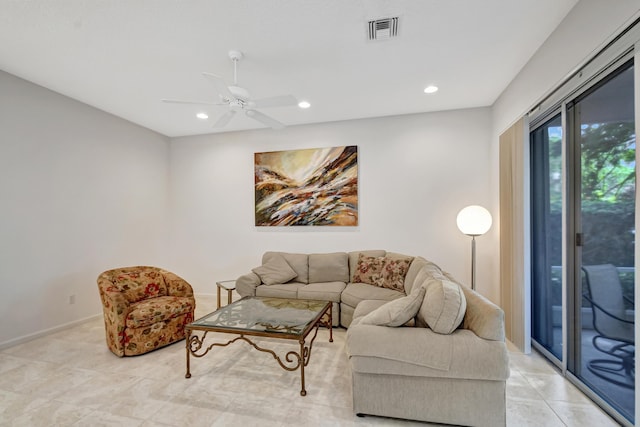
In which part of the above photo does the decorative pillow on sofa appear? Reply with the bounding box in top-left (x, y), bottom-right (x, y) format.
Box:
top-left (352, 254), bottom-right (386, 287)
top-left (251, 256), bottom-right (297, 286)
top-left (419, 274), bottom-right (467, 334)
top-left (381, 256), bottom-right (412, 292)
top-left (359, 285), bottom-right (426, 327)
top-left (353, 253), bottom-right (412, 292)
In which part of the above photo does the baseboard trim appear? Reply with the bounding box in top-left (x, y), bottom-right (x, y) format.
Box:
top-left (0, 313), bottom-right (102, 351)
top-left (0, 294), bottom-right (218, 351)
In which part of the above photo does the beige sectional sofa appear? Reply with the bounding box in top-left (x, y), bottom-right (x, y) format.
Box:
top-left (236, 250), bottom-right (509, 426)
top-left (237, 250), bottom-right (415, 327)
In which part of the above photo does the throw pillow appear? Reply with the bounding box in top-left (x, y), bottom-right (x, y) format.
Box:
top-left (419, 275), bottom-right (467, 334)
top-left (251, 256), bottom-right (297, 286)
top-left (359, 285), bottom-right (427, 327)
top-left (381, 257), bottom-right (412, 292)
top-left (352, 254), bottom-right (386, 287)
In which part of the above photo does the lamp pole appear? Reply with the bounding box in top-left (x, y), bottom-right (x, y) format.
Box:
top-left (470, 235), bottom-right (477, 291)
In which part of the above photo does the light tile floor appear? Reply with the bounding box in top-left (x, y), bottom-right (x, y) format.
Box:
top-left (0, 295), bottom-right (621, 426)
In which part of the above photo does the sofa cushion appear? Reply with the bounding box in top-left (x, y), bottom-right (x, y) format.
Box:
top-left (419, 273), bottom-right (466, 334)
top-left (308, 252), bottom-right (349, 283)
top-left (360, 286), bottom-right (426, 327)
top-left (341, 282), bottom-right (403, 308)
top-left (263, 252), bottom-right (309, 284)
top-left (346, 327), bottom-right (509, 381)
top-left (252, 256), bottom-right (297, 285)
top-left (255, 282), bottom-right (305, 299)
top-left (353, 254), bottom-right (386, 287)
top-left (349, 250), bottom-right (386, 282)
top-left (297, 281), bottom-right (346, 303)
top-left (126, 296), bottom-right (193, 329)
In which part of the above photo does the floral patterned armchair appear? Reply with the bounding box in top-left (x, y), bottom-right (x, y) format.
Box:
top-left (97, 266), bottom-right (196, 356)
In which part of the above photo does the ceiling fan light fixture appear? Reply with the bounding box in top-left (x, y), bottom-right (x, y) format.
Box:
top-left (164, 50), bottom-right (298, 130)
top-left (424, 85), bottom-right (439, 94)
top-left (298, 101), bottom-right (311, 109)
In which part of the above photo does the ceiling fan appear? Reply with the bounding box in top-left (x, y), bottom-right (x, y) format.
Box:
top-left (162, 50), bottom-right (298, 130)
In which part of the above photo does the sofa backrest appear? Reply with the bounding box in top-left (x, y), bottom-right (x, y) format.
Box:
top-left (309, 252), bottom-right (349, 282)
top-left (262, 251), bottom-right (309, 284)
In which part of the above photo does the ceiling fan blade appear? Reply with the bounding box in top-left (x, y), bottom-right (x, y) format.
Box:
top-left (251, 95), bottom-right (298, 109)
top-left (213, 110), bottom-right (236, 128)
top-left (202, 72), bottom-right (234, 100)
top-left (245, 109), bottom-right (285, 130)
top-left (161, 98), bottom-right (224, 106)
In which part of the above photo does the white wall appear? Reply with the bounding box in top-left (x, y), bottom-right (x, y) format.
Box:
top-left (169, 108), bottom-right (497, 301)
top-left (0, 70), bottom-right (170, 346)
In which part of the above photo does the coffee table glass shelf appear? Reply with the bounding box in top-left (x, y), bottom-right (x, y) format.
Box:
top-left (185, 296), bottom-right (333, 396)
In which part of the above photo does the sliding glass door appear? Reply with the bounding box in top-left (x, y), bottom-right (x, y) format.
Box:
top-left (569, 60), bottom-right (635, 422)
top-left (531, 59), bottom-right (635, 425)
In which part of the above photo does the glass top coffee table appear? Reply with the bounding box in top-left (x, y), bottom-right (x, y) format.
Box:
top-left (185, 296), bottom-right (333, 396)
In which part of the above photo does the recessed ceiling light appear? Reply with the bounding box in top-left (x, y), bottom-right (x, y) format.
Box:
top-left (196, 112), bottom-right (209, 119)
top-left (424, 85), bottom-right (439, 94)
top-left (298, 101), bottom-right (311, 109)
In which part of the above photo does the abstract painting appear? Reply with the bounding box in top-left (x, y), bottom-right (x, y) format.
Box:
top-left (254, 146), bottom-right (358, 226)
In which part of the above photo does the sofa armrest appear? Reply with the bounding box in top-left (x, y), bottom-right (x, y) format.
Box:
top-left (236, 272), bottom-right (261, 296)
top-left (97, 274), bottom-right (131, 356)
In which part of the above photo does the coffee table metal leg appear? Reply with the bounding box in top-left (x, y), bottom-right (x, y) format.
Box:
top-left (185, 329), bottom-right (192, 378)
top-left (227, 289), bottom-right (232, 306)
top-left (328, 303), bottom-right (333, 343)
top-left (299, 339), bottom-right (306, 396)
top-left (216, 286), bottom-right (221, 309)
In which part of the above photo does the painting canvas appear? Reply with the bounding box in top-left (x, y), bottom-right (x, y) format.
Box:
top-left (254, 146), bottom-right (358, 226)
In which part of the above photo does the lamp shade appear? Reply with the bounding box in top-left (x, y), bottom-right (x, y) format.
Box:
top-left (456, 205), bottom-right (492, 236)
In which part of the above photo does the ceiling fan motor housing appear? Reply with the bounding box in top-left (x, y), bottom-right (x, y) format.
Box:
top-left (228, 85), bottom-right (250, 101)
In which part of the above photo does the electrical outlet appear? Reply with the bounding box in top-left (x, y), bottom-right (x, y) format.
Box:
top-left (69, 294), bottom-right (76, 305)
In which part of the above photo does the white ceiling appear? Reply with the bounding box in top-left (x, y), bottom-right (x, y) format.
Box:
top-left (0, 0), bottom-right (578, 137)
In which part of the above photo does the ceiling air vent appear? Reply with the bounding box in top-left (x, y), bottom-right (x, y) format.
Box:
top-left (367, 17), bottom-right (399, 41)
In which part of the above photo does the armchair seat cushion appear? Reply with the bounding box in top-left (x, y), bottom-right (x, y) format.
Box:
top-left (126, 296), bottom-right (195, 329)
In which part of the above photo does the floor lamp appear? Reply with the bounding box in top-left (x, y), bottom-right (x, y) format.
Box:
top-left (456, 205), bottom-right (492, 291)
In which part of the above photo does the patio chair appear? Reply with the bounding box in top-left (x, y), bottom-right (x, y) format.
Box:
top-left (582, 264), bottom-right (635, 388)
